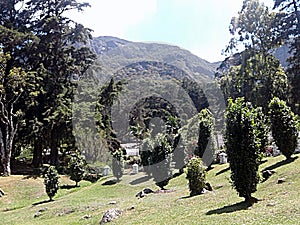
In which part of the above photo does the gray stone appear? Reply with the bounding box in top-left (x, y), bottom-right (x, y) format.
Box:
top-left (277, 178), bottom-right (286, 184)
top-left (81, 214), bottom-right (91, 220)
top-left (100, 208), bottom-right (122, 224)
top-left (38, 208), bottom-right (47, 213)
top-left (34, 212), bottom-right (41, 218)
top-left (143, 188), bottom-right (154, 194)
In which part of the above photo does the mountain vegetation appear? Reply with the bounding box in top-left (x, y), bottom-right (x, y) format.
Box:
top-left (0, 0), bottom-right (300, 224)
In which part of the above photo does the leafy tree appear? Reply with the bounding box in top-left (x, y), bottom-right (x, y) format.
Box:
top-left (269, 97), bottom-right (298, 159)
top-left (272, 0), bottom-right (300, 114)
top-left (273, 0), bottom-right (300, 34)
top-left (0, 51), bottom-right (32, 176)
top-left (0, 0), bottom-right (38, 176)
top-left (0, 0), bottom-right (96, 170)
top-left (254, 107), bottom-right (270, 159)
top-left (112, 154), bottom-right (123, 181)
top-left (225, 0), bottom-right (282, 55)
top-left (225, 98), bottom-right (260, 203)
top-left (195, 109), bottom-right (215, 166)
top-left (68, 152), bottom-right (85, 186)
top-left (218, 0), bottom-right (288, 112)
top-left (218, 52), bottom-right (288, 111)
top-left (142, 132), bottom-right (173, 189)
top-left (44, 166), bottom-right (59, 201)
top-left (185, 157), bottom-right (207, 196)
top-left (24, 0), bottom-right (96, 167)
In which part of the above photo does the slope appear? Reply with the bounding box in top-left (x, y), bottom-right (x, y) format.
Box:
top-left (0, 153), bottom-right (299, 224)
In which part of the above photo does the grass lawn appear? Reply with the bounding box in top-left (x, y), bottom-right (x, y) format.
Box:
top-left (0, 153), bottom-right (299, 224)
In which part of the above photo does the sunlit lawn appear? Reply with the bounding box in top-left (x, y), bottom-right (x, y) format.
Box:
top-left (0, 153), bottom-right (299, 225)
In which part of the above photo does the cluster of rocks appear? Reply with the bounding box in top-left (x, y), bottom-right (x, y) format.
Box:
top-left (100, 208), bottom-right (122, 225)
top-left (34, 208), bottom-right (47, 218)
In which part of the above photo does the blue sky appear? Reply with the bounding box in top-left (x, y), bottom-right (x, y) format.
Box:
top-left (69, 0), bottom-right (274, 62)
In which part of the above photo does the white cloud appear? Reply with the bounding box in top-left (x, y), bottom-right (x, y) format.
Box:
top-left (68, 0), bottom-right (157, 37)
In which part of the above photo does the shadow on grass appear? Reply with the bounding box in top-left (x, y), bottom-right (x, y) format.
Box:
top-left (23, 174), bottom-right (40, 179)
top-left (32, 199), bottom-right (53, 206)
top-left (60, 184), bottom-right (77, 189)
top-left (215, 167), bottom-right (230, 176)
top-left (206, 200), bottom-right (252, 215)
top-left (102, 179), bottom-right (118, 186)
top-left (178, 195), bottom-right (197, 200)
top-left (263, 156), bottom-right (298, 172)
top-left (130, 175), bottom-right (151, 185)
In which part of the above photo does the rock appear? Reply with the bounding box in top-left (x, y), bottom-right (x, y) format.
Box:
top-left (81, 214), bottom-right (91, 220)
top-left (128, 205), bottom-right (135, 210)
top-left (38, 208), bottom-right (47, 213)
top-left (57, 209), bottom-right (75, 216)
top-left (0, 188), bottom-right (5, 197)
top-left (143, 188), bottom-right (154, 194)
top-left (266, 203), bottom-right (276, 207)
top-left (100, 208), bottom-right (122, 224)
top-left (262, 170), bottom-right (275, 181)
top-left (136, 188), bottom-right (154, 198)
top-left (201, 188), bottom-right (209, 194)
top-left (277, 178), bottom-right (286, 184)
top-left (108, 201), bottom-right (117, 205)
top-left (34, 212), bottom-right (41, 218)
top-left (135, 191), bottom-right (145, 198)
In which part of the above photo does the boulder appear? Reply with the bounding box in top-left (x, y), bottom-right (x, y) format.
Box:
top-left (277, 178), bottom-right (286, 184)
top-left (143, 188), bottom-right (154, 194)
top-left (135, 188), bottom-right (154, 198)
top-left (100, 208), bottom-right (122, 225)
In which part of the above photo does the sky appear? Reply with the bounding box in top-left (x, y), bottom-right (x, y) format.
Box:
top-left (69, 0), bottom-right (274, 62)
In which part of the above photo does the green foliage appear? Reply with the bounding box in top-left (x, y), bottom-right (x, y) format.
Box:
top-left (254, 107), bottom-right (270, 160)
top-left (272, 1), bottom-right (299, 114)
top-left (218, 52), bottom-right (288, 111)
top-left (44, 166), bottom-right (59, 201)
top-left (225, 98), bottom-right (260, 201)
top-left (185, 157), bottom-right (207, 196)
top-left (269, 97), bottom-right (298, 159)
top-left (218, 0), bottom-right (289, 112)
top-left (226, 0), bottom-right (282, 54)
top-left (195, 109), bottom-right (215, 163)
top-left (68, 153), bottom-right (85, 186)
top-left (112, 150), bottom-right (123, 181)
top-left (0, 50), bottom-right (32, 176)
top-left (142, 132), bottom-right (173, 189)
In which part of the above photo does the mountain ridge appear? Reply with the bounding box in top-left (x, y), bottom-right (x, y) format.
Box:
top-left (89, 36), bottom-right (220, 83)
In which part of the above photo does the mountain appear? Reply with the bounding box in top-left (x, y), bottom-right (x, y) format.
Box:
top-left (89, 36), bottom-right (220, 83)
top-left (86, 36), bottom-right (225, 131)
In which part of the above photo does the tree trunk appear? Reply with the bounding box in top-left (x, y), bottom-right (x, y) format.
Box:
top-left (1, 156), bottom-right (11, 176)
top-left (50, 130), bottom-right (58, 166)
top-left (32, 140), bottom-right (43, 168)
top-left (0, 127), bottom-right (13, 176)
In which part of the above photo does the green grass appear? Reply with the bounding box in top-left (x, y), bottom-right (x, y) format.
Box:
top-left (0, 154), bottom-right (299, 224)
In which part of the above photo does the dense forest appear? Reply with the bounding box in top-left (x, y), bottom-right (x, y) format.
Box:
top-left (0, 0), bottom-right (299, 184)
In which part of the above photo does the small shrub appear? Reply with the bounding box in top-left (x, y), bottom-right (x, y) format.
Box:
top-left (269, 97), bottom-right (298, 159)
top-left (112, 150), bottom-right (123, 181)
top-left (44, 166), bottom-right (59, 201)
top-left (185, 157), bottom-right (207, 196)
top-left (68, 153), bottom-right (85, 186)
